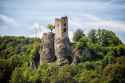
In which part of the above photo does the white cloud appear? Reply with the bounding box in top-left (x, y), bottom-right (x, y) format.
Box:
top-left (84, 20), bottom-right (125, 32)
top-left (0, 14), bottom-right (20, 35)
top-left (31, 22), bottom-right (50, 38)
top-left (0, 14), bottom-right (17, 27)
top-left (69, 14), bottom-right (125, 32)
top-left (24, 15), bottom-right (125, 42)
top-left (68, 14), bottom-right (125, 41)
top-left (32, 15), bottom-right (125, 42)
top-left (68, 14), bottom-right (100, 34)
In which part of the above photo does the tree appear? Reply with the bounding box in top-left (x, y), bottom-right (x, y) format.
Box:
top-left (88, 29), bottom-right (97, 43)
top-left (102, 56), bottom-right (125, 83)
top-left (96, 29), bottom-right (122, 46)
top-left (74, 36), bottom-right (88, 49)
top-left (103, 63), bottom-right (125, 83)
top-left (47, 24), bottom-right (55, 32)
top-left (73, 29), bottom-right (85, 42)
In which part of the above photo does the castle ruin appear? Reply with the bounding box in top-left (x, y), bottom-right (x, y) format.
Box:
top-left (40, 16), bottom-right (72, 65)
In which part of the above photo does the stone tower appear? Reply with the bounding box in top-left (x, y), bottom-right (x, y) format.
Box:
top-left (40, 32), bottom-right (56, 63)
top-left (54, 16), bottom-right (72, 65)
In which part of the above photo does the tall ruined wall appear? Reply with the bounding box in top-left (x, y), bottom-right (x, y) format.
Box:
top-left (40, 32), bottom-right (56, 63)
top-left (54, 16), bottom-right (72, 65)
top-left (55, 16), bottom-right (68, 39)
top-left (40, 16), bottom-right (72, 65)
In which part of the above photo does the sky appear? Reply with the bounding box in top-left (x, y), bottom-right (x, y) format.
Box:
top-left (0, 0), bottom-right (125, 42)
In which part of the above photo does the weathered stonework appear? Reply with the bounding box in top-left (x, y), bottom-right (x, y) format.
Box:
top-left (54, 16), bottom-right (72, 65)
top-left (40, 16), bottom-right (72, 65)
top-left (40, 32), bottom-right (56, 63)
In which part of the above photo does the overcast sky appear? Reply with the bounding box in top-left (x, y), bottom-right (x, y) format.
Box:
top-left (0, 0), bottom-right (125, 42)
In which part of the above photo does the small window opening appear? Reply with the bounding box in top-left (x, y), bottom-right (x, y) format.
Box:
top-left (63, 28), bottom-right (66, 32)
top-left (64, 23), bottom-right (66, 26)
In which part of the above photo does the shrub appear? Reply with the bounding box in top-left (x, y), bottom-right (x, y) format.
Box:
top-left (103, 58), bottom-right (125, 83)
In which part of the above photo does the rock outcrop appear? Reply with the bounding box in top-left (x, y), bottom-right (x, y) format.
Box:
top-left (40, 32), bottom-right (56, 63)
top-left (40, 16), bottom-right (72, 65)
top-left (72, 48), bottom-right (80, 64)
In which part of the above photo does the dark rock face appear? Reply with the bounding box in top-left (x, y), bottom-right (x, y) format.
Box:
top-left (40, 32), bottom-right (56, 63)
top-left (29, 48), bottom-right (40, 69)
top-left (33, 48), bottom-right (40, 68)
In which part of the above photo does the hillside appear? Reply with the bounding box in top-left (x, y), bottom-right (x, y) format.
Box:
top-left (0, 36), bottom-right (41, 82)
top-left (0, 29), bottom-right (125, 83)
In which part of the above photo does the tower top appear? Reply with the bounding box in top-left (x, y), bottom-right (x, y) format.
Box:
top-left (54, 16), bottom-right (68, 38)
top-left (55, 16), bottom-right (68, 23)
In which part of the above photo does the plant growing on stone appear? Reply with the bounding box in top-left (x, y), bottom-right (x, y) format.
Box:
top-left (47, 24), bottom-right (55, 32)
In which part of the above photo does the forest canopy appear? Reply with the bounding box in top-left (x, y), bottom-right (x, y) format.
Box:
top-left (0, 29), bottom-right (125, 83)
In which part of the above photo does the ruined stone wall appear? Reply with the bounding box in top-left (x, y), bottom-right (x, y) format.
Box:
top-left (54, 16), bottom-right (72, 65)
top-left (55, 16), bottom-right (68, 39)
top-left (40, 32), bottom-right (56, 63)
top-left (40, 16), bottom-right (72, 65)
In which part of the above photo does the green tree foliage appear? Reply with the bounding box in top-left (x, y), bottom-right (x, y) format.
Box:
top-left (0, 28), bottom-right (125, 83)
top-left (47, 24), bottom-right (55, 32)
top-left (96, 29), bottom-right (122, 46)
top-left (88, 29), bottom-right (122, 46)
top-left (88, 29), bottom-right (97, 44)
top-left (73, 29), bottom-right (85, 42)
top-left (103, 57), bottom-right (125, 83)
top-left (0, 36), bottom-right (40, 82)
top-left (74, 36), bottom-right (89, 49)
top-left (112, 45), bottom-right (125, 57)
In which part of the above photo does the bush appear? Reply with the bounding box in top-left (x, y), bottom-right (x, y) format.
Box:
top-left (74, 70), bottom-right (100, 83)
top-left (103, 56), bottom-right (125, 83)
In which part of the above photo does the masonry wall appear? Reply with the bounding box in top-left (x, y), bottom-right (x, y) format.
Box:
top-left (40, 16), bottom-right (72, 65)
top-left (54, 16), bottom-right (72, 65)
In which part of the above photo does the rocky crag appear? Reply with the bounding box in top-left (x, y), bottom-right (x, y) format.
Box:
top-left (40, 16), bottom-right (72, 65)
top-left (40, 32), bottom-right (56, 63)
